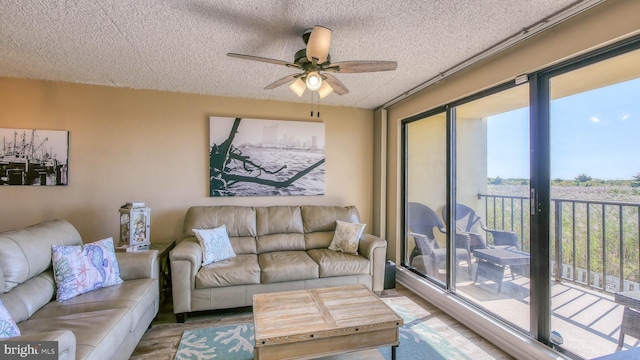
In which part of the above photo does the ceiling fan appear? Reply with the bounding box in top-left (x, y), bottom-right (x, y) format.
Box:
top-left (227, 26), bottom-right (397, 98)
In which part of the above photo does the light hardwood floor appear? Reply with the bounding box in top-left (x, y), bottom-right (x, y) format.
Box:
top-left (131, 284), bottom-right (514, 359)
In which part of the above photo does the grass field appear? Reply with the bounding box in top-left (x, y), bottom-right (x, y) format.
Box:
top-left (484, 180), bottom-right (640, 287)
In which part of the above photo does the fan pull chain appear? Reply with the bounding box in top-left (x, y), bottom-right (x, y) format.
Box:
top-left (310, 91), bottom-right (314, 117)
top-left (308, 92), bottom-right (321, 118)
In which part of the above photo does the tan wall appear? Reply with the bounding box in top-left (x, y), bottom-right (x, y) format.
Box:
top-left (386, 0), bottom-right (640, 263)
top-left (0, 77), bottom-right (374, 243)
top-left (406, 113), bottom-right (447, 210)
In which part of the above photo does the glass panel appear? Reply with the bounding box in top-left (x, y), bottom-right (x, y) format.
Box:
top-left (454, 84), bottom-right (531, 332)
top-left (549, 48), bottom-right (640, 358)
top-left (405, 112), bottom-right (447, 285)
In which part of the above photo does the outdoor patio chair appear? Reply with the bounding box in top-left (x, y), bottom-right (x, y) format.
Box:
top-left (407, 202), bottom-right (472, 277)
top-left (442, 203), bottom-right (519, 251)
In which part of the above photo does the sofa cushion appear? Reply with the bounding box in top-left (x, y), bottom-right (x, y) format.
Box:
top-left (52, 237), bottom-right (123, 301)
top-left (0, 270), bottom-right (56, 323)
top-left (304, 232), bottom-right (334, 250)
top-left (31, 279), bottom-right (157, 334)
top-left (0, 219), bottom-right (81, 293)
top-left (18, 307), bottom-right (132, 360)
top-left (256, 206), bottom-right (304, 236)
top-left (0, 298), bottom-right (20, 338)
top-left (257, 233), bottom-right (306, 253)
top-left (183, 206), bottom-right (257, 238)
top-left (301, 205), bottom-right (361, 233)
top-left (258, 251), bottom-right (319, 283)
top-left (230, 237), bottom-right (258, 255)
top-left (256, 206), bottom-right (305, 253)
top-left (196, 254), bottom-right (260, 288)
top-left (328, 220), bottom-right (366, 255)
top-left (193, 226), bottom-right (236, 266)
top-left (307, 249), bottom-right (370, 277)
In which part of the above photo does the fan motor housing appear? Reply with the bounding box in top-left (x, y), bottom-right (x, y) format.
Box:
top-left (294, 48), bottom-right (331, 69)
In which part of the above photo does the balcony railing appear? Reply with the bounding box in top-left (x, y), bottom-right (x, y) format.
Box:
top-left (478, 193), bottom-right (640, 293)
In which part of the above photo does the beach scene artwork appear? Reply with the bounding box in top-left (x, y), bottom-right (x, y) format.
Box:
top-left (209, 117), bottom-right (325, 197)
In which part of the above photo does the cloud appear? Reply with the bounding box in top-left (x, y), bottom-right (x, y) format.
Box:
top-left (590, 116), bottom-right (601, 123)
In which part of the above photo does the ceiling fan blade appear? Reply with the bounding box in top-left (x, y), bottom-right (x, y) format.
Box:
top-left (327, 61), bottom-right (397, 73)
top-left (306, 26), bottom-right (332, 64)
top-left (323, 73), bottom-right (349, 95)
top-left (264, 73), bottom-right (302, 90)
top-left (227, 53), bottom-right (301, 68)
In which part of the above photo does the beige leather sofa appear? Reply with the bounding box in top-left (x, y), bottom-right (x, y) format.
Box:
top-left (0, 220), bottom-right (159, 360)
top-left (170, 205), bottom-right (387, 322)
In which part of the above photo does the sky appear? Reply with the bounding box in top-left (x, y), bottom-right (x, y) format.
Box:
top-left (209, 117), bottom-right (325, 148)
top-left (487, 77), bottom-right (640, 180)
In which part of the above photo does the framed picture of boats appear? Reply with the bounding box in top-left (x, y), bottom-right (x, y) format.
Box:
top-left (209, 117), bottom-right (325, 197)
top-left (0, 128), bottom-right (69, 186)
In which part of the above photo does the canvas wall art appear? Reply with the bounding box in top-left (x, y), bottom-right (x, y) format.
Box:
top-left (0, 128), bottom-right (69, 186)
top-left (209, 117), bottom-right (325, 197)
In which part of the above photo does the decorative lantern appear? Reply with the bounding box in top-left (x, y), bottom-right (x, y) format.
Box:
top-left (118, 202), bottom-right (151, 251)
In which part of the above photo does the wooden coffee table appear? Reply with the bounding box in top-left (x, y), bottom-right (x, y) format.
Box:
top-left (253, 285), bottom-right (403, 360)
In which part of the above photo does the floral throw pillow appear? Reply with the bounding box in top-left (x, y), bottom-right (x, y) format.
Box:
top-left (0, 299), bottom-right (20, 338)
top-left (328, 220), bottom-right (366, 255)
top-left (193, 225), bottom-right (236, 266)
top-left (52, 237), bottom-right (123, 301)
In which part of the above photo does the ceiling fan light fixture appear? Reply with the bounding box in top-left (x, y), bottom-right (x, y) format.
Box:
top-left (305, 71), bottom-right (322, 91)
top-left (289, 78), bottom-right (306, 97)
top-left (318, 81), bottom-right (334, 98)
top-left (306, 26), bottom-right (332, 64)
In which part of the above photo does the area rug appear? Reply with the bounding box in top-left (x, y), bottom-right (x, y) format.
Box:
top-left (174, 297), bottom-right (486, 360)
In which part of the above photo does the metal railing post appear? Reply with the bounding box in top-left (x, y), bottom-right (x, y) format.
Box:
top-left (619, 205), bottom-right (624, 291)
top-left (554, 200), bottom-right (562, 282)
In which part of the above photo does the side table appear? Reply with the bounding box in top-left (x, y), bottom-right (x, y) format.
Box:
top-left (150, 239), bottom-right (176, 304)
top-left (473, 248), bottom-right (530, 293)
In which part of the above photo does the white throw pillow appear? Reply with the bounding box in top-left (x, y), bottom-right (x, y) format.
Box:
top-left (329, 220), bottom-right (366, 255)
top-left (193, 225), bottom-right (236, 266)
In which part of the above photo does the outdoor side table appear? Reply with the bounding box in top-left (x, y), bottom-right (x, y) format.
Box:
top-left (473, 248), bottom-right (530, 293)
top-left (615, 291), bottom-right (640, 346)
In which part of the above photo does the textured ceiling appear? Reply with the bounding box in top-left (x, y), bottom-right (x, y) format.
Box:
top-left (1, 0), bottom-right (585, 109)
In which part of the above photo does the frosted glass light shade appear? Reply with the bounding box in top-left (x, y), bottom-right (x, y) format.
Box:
top-left (305, 72), bottom-right (322, 91)
top-left (289, 78), bottom-right (306, 97)
top-left (306, 26), bottom-right (332, 63)
top-left (318, 81), bottom-right (334, 98)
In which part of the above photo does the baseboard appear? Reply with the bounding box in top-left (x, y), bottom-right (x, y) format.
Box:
top-left (396, 267), bottom-right (568, 360)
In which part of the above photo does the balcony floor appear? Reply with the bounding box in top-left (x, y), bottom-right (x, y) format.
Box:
top-left (454, 265), bottom-right (640, 359)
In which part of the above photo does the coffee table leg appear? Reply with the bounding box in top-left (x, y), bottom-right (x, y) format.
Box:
top-left (391, 345), bottom-right (398, 360)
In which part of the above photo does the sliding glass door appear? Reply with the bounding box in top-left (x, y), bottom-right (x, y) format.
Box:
top-left (404, 111), bottom-right (448, 285)
top-left (401, 35), bottom-right (640, 359)
top-left (547, 46), bottom-right (640, 359)
top-left (454, 84), bottom-right (531, 332)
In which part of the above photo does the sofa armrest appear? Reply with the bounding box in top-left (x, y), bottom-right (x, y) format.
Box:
top-left (358, 233), bottom-right (386, 260)
top-left (1, 330), bottom-right (76, 360)
top-left (116, 250), bottom-right (159, 280)
top-left (358, 233), bottom-right (387, 292)
top-left (169, 237), bottom-right (202, 273)
top-left (169, 237), bottom-right (203, 314)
